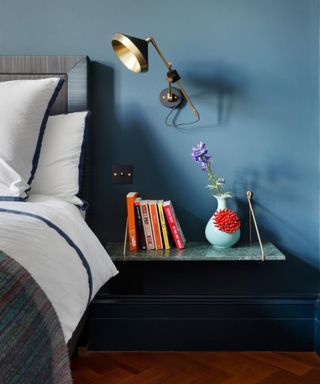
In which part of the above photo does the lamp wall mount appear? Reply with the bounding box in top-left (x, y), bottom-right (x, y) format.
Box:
top-left (159, 87), bottom-right (182, 108)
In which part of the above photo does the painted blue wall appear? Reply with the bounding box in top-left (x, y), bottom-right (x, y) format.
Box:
top-left (0, 0), bottom-right (319, 295)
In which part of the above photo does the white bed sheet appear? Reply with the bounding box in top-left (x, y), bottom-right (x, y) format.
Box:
top-left (0, 194), bottom-right (118, 342)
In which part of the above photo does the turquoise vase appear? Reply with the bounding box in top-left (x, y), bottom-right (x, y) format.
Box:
top-left (205, 195), bottom-right (240, 249)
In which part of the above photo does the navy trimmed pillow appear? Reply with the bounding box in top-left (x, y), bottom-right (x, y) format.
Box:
top-left (0, 78), bottom-right (63, 200)
top-left (31, 111), bottom-right (89, 206)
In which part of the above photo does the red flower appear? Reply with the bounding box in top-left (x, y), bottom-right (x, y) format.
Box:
top-left (213, 209), bottom-right (240, 233)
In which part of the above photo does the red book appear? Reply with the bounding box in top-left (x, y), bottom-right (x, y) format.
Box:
top-left (163, 201), bottom-right (186, 249)
top-left (126, 192), bottom-right (138, 251)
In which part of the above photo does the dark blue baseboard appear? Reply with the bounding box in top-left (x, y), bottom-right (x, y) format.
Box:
top-left (88, 295), bottom-right (316, 351)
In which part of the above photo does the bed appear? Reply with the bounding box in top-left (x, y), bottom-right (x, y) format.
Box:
top-left (0, 56), bottom-right (118, 383)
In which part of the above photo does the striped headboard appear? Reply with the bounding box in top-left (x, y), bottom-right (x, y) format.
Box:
top-left (0, 55), bottom-right (89, 114)
top-left (0, 55), bottom-right (90, 200)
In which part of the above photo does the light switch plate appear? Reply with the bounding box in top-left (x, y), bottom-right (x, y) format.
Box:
top-left (112, 165), bottom-right (133, 184)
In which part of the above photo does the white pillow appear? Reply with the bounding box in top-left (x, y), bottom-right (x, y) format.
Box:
top-left (0, 77), bottom-right (63, 200)
top-left (30, 111), bottom-right (89, 206)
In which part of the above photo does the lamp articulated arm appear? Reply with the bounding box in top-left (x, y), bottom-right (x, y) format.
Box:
top-left (146, 36), bottom-right (172, 70)
top-left (146, 36), bottom-right (200, 120)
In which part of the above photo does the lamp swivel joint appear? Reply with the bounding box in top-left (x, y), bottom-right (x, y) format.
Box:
top-left (166, 69), bottom-right (181, 84)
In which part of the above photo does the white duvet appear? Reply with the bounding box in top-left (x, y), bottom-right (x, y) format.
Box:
top-left (0, 195), bottom-right (118, 342)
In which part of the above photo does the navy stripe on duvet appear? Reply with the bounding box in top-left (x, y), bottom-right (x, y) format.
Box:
top-left (0, 208), bottom-right (93, 306)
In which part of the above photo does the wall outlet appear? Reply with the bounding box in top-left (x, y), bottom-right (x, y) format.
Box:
top-left (112, 165), bottom-right (133, 184)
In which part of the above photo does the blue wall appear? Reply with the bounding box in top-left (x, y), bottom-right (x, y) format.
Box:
top-left (0, 0), bottom-right (319, 295)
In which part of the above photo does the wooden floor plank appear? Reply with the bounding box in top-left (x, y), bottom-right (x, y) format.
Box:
top-left (189, 368), bottom-right (233, 384)
top-left (192, 352), bottom-right (277, 377)
top-left (299, 368), bottom-right (320, 384)
top-left (118, 368), bottom-right (173, 384)
top-left (71, 366), bottom-right (101, 384)
top-left (88, 367), bottom-right (135, 384)
top-left (243, 352), bottom-right (312, 376)
top-left (72, 352), bottom-right (320, 384)
top-left (280, 352), bottom-right (320, 370)
top-left (106, 352), bottom-right (159, 372)
top-left (224, 366), bottom-right (278, 384)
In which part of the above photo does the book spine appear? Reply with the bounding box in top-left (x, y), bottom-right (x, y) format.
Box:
top-left (140, 202), bottom-right (154, 250)
top-left (149, 203), bottom-right (163, 250)
top-left (157, 201), bottom-right (171, 250)
top-left (126, 193), bottom-right (138, 251)
top-left (163, 204), bottom-right (185, 249)
top-left (134, 201), bottom-right (147, 250)
top-left (170, 204), bottom-right (186, 246)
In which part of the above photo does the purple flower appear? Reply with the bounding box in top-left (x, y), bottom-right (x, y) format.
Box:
top-left (191, 142), bottom-right (228, 196)
top-left (191, 141), bottom-right (211, 171)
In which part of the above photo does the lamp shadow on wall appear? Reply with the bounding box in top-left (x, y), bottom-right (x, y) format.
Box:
top-left (111, 109), bottom-right (171, 242)
top-left (88, 61), bottom-right (183, 243)
top-left (178, 61), bottom-right (249, 130)
top-left (118, 108), bottom-right (206, 242)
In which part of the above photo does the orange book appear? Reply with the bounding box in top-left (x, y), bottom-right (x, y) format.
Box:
top-left (148, 200), bottom-right (163, 250)
top-left (126, 192), bottom-right (139, 251)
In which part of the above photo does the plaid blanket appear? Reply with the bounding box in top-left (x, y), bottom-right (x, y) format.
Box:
top-left (0, 251), bottom-right (72, 384)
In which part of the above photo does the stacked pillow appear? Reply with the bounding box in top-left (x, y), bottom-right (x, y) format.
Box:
top-left (0, 78), bottom-right (89, 207)
top-left (31, 111), bottom-right (89, 206)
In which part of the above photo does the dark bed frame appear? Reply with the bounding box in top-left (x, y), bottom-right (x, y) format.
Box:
top-left (0, 55), bottom-right (90, 355)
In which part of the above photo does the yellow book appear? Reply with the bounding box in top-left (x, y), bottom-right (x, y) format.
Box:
top-left (157, 200), bottom-right (171, 250)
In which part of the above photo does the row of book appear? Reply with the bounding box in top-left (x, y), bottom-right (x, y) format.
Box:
top-left (126, 192), bottom-right (186, 251)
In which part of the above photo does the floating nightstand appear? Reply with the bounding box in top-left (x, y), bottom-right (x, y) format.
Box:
top-left (105, 242), bottom-right (286, 262)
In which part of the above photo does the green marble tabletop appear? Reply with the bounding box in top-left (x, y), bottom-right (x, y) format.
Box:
top-left (105, 242), bottom-right (286, 261)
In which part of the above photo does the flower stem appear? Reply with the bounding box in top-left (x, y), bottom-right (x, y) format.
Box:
top-left (206, 162), bottom-right (222, 195)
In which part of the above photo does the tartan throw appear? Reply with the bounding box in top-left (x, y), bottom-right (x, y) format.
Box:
top-left (0, 251), bottom-right (72, 384)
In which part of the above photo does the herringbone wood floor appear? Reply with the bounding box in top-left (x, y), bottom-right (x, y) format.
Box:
top-left (71, 351), bottom-right (320, 383)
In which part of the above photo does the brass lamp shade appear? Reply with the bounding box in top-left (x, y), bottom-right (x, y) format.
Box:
top-left (112, 33), bottom-right (149, 73)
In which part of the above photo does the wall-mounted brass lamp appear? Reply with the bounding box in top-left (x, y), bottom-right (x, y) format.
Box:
top-left (111, 33), bottom-right (200, 125)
